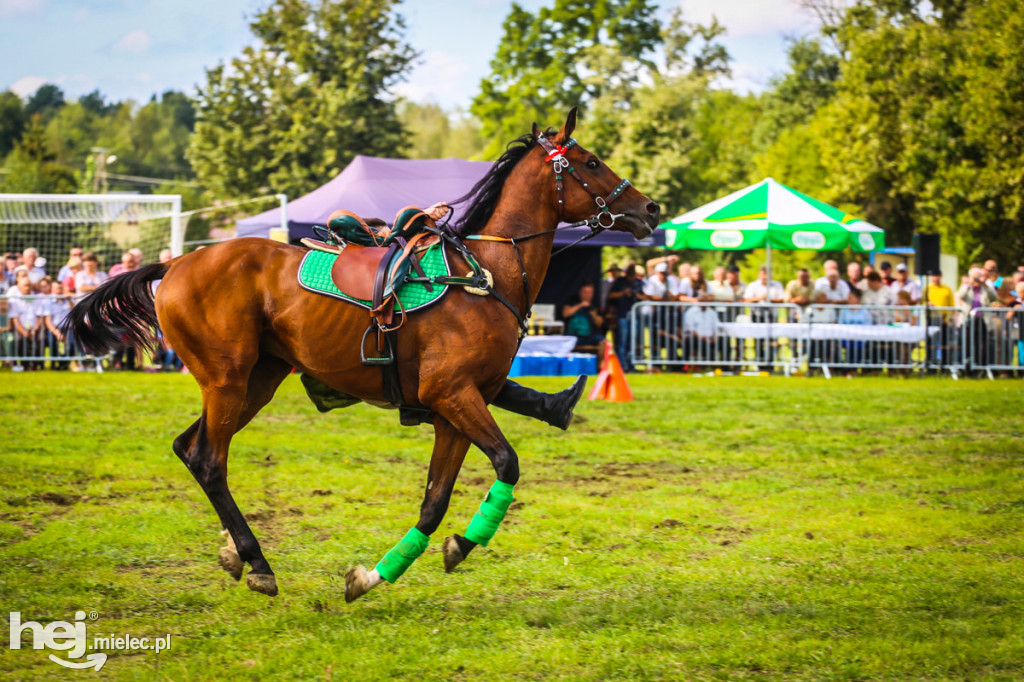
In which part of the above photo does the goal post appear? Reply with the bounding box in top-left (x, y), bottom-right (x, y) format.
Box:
top-left (0, 193), bottom-right (183, 276)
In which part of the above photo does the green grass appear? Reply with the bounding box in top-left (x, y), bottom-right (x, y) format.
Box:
top-left (1, 373), bottom-right (1023, 680)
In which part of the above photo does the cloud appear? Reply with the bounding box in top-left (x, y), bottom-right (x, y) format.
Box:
top-left (114, 29), bottom-right (152, 55)
top-left (394, 50), bottom-right (474, 108)
top-left (0, 0), bottom-right (44, 18)
top-left (9, 75), bottom-right (47, 97)
top-left (677, 0), bottom-right (814, 38)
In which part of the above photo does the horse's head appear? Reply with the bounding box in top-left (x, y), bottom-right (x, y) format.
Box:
top-left (531, 108), bottom-right (660, 240)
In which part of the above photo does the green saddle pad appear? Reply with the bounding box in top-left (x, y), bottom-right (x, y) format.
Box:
top-left (297, 242), bottom-right (451, 312)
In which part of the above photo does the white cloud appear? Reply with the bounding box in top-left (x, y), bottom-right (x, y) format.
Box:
top-left (114, 30), bottom-right (152, 55)
top-left (677, 0), bottom-right (814, 38)
top-left (394, 50), bottom-right (474, 109)
top-left (0, 0), bottom-right (44, 18)
top-left (9, 75), bottom-right (47, 97)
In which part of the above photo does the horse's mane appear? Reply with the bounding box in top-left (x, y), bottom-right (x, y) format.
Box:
top-left (449, 131), bottom-right (550, 237)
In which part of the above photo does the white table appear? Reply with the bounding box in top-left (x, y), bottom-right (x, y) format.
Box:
top-left (718, 322), bottom-right (937, 343)
top-left (518, 335), bottom-right (577, 355)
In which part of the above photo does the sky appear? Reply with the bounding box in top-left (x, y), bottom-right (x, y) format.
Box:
top-left (0, 0), bottom-right (818, 110)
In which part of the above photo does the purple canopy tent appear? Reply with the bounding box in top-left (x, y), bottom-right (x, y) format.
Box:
top-left (235, 155), bottom-right (663, 248)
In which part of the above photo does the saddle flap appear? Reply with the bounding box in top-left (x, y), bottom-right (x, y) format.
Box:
top-left (330, 244), bottom-right (391, 302)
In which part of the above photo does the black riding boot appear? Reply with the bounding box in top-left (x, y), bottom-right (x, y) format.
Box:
top-left (492, 375), bottom-right (587, 430)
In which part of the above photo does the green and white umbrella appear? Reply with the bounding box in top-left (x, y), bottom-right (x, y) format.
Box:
top-left (661, 178), bottom-right (885, 253)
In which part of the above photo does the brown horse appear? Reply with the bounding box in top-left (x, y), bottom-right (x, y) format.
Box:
top-left (65, 109), bottom-right (660, 602)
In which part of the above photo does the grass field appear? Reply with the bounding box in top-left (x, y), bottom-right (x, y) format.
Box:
top-left (1, 372), bottom-right (1023, 680)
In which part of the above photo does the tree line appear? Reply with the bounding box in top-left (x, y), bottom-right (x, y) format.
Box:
top-left (1, 0), bottom-right (1020, 265)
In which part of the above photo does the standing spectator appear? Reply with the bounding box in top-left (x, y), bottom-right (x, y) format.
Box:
top-left (838, 288), bottom-right (872, 371)
top-left (8, 274), bottom-right (46, 370)
top-left (958, 266), bottom-right (998, 371)
top-left (785, 268), bottom-right (815, 310)
top-left (108, 251), bottom-right (138, 277)
top-left (863, 263), bottom-right (876, 280)
top-left (74, 252), bottom-right (107, 299)
top-left (3, 252), bottom-right (18, 287)
top-left (608, 265), bottom-right (644, 372)
top-left (814, 259), bottom-right (840, 288)
top-left (984, 259), bottom-right (1002, 289)
top-left (21, 248), bottom-right (46, 285)
top-left (847, 261), bottom-right (866, 291)
top-left (925, 271), bottom-right (956, 369)
top-left (44, 279), bottom-right (73, 369)
top-left (878, 261), bottom-right (896, 286)
top-left (57, 247), bottom-right (84, 282)
top-left (815, 268), bottom-right (850, 304)
top-left (158, 248), bottom-right (174, 264)
top-left (645, 255), bottom-right (680, 291)
top-left (678, 265), bottom-right (708, 302)
top-left (6, 268), bottom-right (30, 299)
top-left (562, 282), bottom-right (605, 356)
top-left (676, 262), bottom-right (692, 287)
top-left (61, 256), bottom-right (83, 294)
top-left (643, 262), bottom-right (677, 301)
top-left (890, 263), bottom-right (922, 304)
top-left (862, 271), bottom-right (896, 323)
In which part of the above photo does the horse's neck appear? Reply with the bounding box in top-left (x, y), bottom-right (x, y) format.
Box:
top-left (476, 173), bottom-right (559, 312)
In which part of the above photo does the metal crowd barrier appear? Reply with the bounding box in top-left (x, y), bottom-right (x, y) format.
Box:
top-left (630, 302), bottom-right (980, 377)
top-left (0, 294), bottom-right (105, 371)
top-left (968, 307), bottom-right (1024, 378)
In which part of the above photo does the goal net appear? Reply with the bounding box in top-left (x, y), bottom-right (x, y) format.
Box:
top-left (0, 193), bottom-right (182, 278)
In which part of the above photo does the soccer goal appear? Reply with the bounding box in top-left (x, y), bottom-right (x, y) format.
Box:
top-left (0, 193), bottom-right (182, 275)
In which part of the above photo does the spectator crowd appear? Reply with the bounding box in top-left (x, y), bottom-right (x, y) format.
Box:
top-left (1, 246), bottom-right (177, 372)
top-left (558, 256), bottom-right (1024, 374)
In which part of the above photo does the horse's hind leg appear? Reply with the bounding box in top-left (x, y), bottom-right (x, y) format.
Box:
top-left (176, 356), bottom-right (292, 596)
top-left (345, 417), bottom-right (471, 602)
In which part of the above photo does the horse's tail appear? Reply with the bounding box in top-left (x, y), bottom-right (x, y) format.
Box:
top-left (62, 262), bottom-right (169, 355)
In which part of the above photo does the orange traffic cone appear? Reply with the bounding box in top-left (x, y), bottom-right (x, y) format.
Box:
top-left (588, 344), bottom-right (633, 402)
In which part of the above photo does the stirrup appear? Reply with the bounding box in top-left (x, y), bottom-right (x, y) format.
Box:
top-left (359, 325), bottom-right (394, 366)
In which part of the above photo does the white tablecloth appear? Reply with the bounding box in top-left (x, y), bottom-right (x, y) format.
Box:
top-left (719, 322), bottom-right (936, 343)
top-left (518, 335), bottom-right (577, 355)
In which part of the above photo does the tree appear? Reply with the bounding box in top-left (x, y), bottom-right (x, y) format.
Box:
top-left (24, 84), bottom-right (65, 122)
top-left (397, 101), bottom-right (484, 160)
top-left (471, 0), bottom-right (662, 157)
top-left (189, 0), bottom-right (416, 199)
top-left (0, 90), bottom-right (26, 158)
top-left (808, 0), bottom-right (1024, 262)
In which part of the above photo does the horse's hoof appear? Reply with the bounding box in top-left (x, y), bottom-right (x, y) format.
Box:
top-left (345, 565), bottom-right (371, 603)
top-left (246, 572), bottom-right (278, 597)
top-left (218, 546), bottom-right (243, 581)
top-left (442, 535), bottom-right (464, 573)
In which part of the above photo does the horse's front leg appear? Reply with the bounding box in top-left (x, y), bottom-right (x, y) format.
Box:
top-left (428, 388), bottom-right (520, 574)
top-left (345, 416), bottom-right (470, 602)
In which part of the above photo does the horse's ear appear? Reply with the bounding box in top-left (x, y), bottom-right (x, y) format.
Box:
top-left (531, 122), bottom-right (542, 139)
top-left (554, 107), bottom-right (578, 144)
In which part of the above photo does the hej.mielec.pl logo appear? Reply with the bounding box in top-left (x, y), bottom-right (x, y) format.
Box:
top-left (9, 611), bottom-right (171, 671)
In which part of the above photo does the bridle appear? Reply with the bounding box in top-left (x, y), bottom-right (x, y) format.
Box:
top-left (429, 133), bottom-right (636, 337)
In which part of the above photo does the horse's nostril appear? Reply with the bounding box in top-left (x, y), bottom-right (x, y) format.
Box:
top-left (646, 202), bottom-right (660, 217)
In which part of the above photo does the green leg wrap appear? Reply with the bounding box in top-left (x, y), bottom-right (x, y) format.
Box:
top-left (375, 527), bottom-right (430, 584)
top-left (463, 480), bottom-right (515, 547)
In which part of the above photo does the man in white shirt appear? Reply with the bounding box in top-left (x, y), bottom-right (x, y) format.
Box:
top-left (889, 263), bottom-right (922, 304)
top-left (744, 267), bottom-right (785, 309)
top-left (814, 259), bottom-right (840, 289)
top-left (643, 262), bottom-right (678, 301)
top-left (814, 269), bottom-right (850, 303)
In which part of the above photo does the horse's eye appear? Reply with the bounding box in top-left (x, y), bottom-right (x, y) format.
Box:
top-left (586, 159), bottom-right (599, 170)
